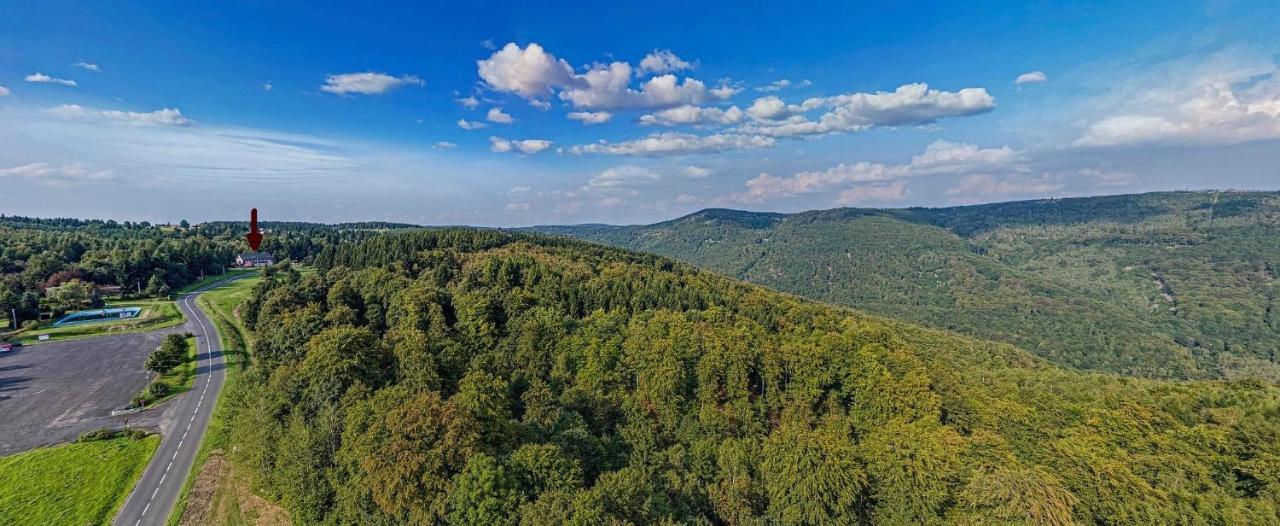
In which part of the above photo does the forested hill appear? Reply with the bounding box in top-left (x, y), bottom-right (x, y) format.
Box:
top-left (232, 229), bottom-right (1280, 524)
top-left (530, 191), bottom-right (1280, 380)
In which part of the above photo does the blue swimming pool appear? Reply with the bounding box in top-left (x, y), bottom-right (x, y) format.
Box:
top-left (52, 307), bottom-right (143, 327)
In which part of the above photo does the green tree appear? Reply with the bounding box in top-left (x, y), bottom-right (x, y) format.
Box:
top-left (447, 453), bottom-right (524, 526)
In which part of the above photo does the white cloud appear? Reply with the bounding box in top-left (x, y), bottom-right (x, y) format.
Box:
top-left (487, 107), bottom-right (515, 124)
top-left (72, 61), bottom-right (100, 72)
top-left (477, 42), bottom-right (577, 99)
top-left (263, 82), bottom-right (273, 91)
top-left (457, 119), bottom-right (488, 130)
top-left (587, 165), bottom-right (662, 190)
top-left (726, 139), bottom-right (1015, 203)
top-left (490, 136), bottom-right (553, 154)
top-left (675, 194), bottom-right (701, 204)
top-left (434, 141), bottom-right (458, 150)
top-left (836, 181), bottom-right (908, 205)
top-left (568, 132), bottom-right (775, 156)
top-left (1014, 71), bottom-right (1048, 85)
top-left (755, 79), bottom-right (792, 92)
top-left (567, 111), bottom-right (613, 124)
top-left (0, 86), bottom-right (9, 97)
top-left (683, 166), bottom-right (712, 178)
top-left (45, 104), bottom-right (192, 126)
top-left (505, 202), bottom-right (533, 211)
top-left (457, 96), bottom-right (480, 109)
top-left (480, 39), bottom-right (496, 50)
top-left (25, 73), bottom-right (77, 87)
top-left (0, 162), bottom-right (114, 184)
top-left (745, 96), bottom-right (811, 121)
top-left (637, 50), bottom-right (693, 76)
top-left (639, 105), bottom-right (744, 126)
top-left (561, 72), bottom-right (734, 110)
top-left (1074, 53), bottom-right (1280, 147)
top-left (741, 83), bottom-right (995, 137)
top-left (320, 72), bottom-right (423, 95)
top-left (529, 100), bottom-right (553, 110)
top-left (478, 43), bottom-right (732, 111)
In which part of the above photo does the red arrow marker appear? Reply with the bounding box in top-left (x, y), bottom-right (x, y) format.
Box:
top-left (246, 208), bottom-right (263, 251)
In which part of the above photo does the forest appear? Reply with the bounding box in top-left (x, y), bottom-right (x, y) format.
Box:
top-left (0, 215), bottom-right (416, 324)
top-left (225, 228), bottom-right (1280, 525)
top-left (534, 191), bottom-right (1280, 381)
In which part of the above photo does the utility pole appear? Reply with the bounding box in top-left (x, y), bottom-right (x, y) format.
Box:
top-left (10, 308), bottom-right (16, 330)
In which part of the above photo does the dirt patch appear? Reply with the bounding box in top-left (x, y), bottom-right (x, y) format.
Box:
top-left (179, 452), bottom-right (290, 526)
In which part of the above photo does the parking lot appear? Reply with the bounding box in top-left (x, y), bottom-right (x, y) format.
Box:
top-left (0, 330), bottom-right (179, 455)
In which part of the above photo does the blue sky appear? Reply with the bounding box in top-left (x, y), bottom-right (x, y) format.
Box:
top-left (1, 1), bottom-right (1278, 225)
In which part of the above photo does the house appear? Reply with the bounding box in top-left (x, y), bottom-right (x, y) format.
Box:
top-left (235, 252), bottom-right (275, 268)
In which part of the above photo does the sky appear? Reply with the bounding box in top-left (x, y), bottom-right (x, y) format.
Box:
top-left (1, 1), bottom-right (1278, 226)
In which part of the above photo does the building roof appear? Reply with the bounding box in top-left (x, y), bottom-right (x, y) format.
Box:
top-left (237, 252), bottom-right (274, 262)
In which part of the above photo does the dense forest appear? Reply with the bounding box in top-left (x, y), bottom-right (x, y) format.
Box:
top-left (227, 229), bottom-right (1280, 524)
top-left (0, 215), bottom-right (417, 323)
top-left (533, 191), bottom-right (1280, 381)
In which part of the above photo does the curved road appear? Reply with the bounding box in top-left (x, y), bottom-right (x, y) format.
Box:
top-left (114, 278), bottom-right (237, 526)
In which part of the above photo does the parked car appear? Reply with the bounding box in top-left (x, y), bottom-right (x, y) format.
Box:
top-left (0, 342), bottom-right (13, 353)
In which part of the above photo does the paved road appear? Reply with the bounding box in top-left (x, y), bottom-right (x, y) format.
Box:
top-left (114, 279), bottom-right (236, 526)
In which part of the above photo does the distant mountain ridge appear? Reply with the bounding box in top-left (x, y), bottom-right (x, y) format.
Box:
top-left (530, 190), bottom-right (1280, 380)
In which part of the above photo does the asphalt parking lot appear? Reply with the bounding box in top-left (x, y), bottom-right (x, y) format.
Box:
top-left (0, 330), bottom-right (179, 455)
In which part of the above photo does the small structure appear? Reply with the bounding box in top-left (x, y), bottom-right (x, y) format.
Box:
top-left (235, 252), bottom-right (274, 268)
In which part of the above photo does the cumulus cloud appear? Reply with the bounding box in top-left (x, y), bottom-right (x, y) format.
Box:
top-left (72, 61), bottom-right (100, 72)
top-left (457, 96), bottom-right (480, 109)
top-left (434, 141), bottom-right (458, 150)
top-left (639, 105), bottom-right (745, 126)
top-left (477, 42), bottom-right (577, 99)
top-left (490, 136), bottom-right (553, 154)
top-left (1074, 53), bottom-right (1280, 147)
top-left (740, 83), bottom-right (995, 137)
top-left (0, 162), bottom-right (114, 184)
top-left (487, 107), bottom-right (515, 124)
top-left (1014, 71), bottom-right (1048, 85)
top-left (263, 82), bottom-right (274, 91)
top-left (637, 50), bottom-right (693, 76)
top-left (0, 86), bottom-right (10, 97)
top-left (45, 104), bottom-right (192, 126)
top-left (568, 132), bottom-right (775, 156)
top-left (457, 119), bottom-right (488, 130)
top-left (477, 43), bottom-right (733, 111)
top-left (567, 111), bottom-right (613, 124)
top-left (726, 139), bottom-right (1015, 203)
top-left (320, 72), bottom-right (423, 95)
top-left (25, 73), bottom-right (77, 86)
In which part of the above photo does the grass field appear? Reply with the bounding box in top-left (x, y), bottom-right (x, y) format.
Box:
top-left (15, 298), bottom-right (185, 345)
top-left (135, 336), bottom-right (198, 408)
top-left (0, 434), bottom-right (160, 526)
top-left (175, 269), bottom-right (258, 295)
top-left (169, 274), bottom-right (262, 526)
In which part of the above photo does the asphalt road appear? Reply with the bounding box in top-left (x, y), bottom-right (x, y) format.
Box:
top-left (0, 329), bottom-right (176, 454)
top-left (114, 280), bottom-right (234, 526)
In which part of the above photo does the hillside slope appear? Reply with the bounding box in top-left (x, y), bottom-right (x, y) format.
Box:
top-left (225, 229), bottom-right (1280, 524)
top-left (532, 191), bottom-right (1280, 380)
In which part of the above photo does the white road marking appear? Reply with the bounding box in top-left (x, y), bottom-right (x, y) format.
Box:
top-left (125, 278), bottom-right (238, 526)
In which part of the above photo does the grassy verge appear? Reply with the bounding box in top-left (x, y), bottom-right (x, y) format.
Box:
top-left (167, 275), bottom-right (261, 526)
top-left (175, 269), bottom-right (257, 295)
top-left (133, 336), bottom-right (198, 408)
top-left (0, 432), bottom-right (160, 526)
top-left (15, 298), bottom-right (184, 345)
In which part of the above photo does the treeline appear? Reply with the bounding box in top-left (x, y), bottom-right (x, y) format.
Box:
top-left (536, 190), bottom-right (1280, 381)
top-left (0, 218), bottom-right (419, 323)
top-left (227, 229), bottom-right (1280, 524)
